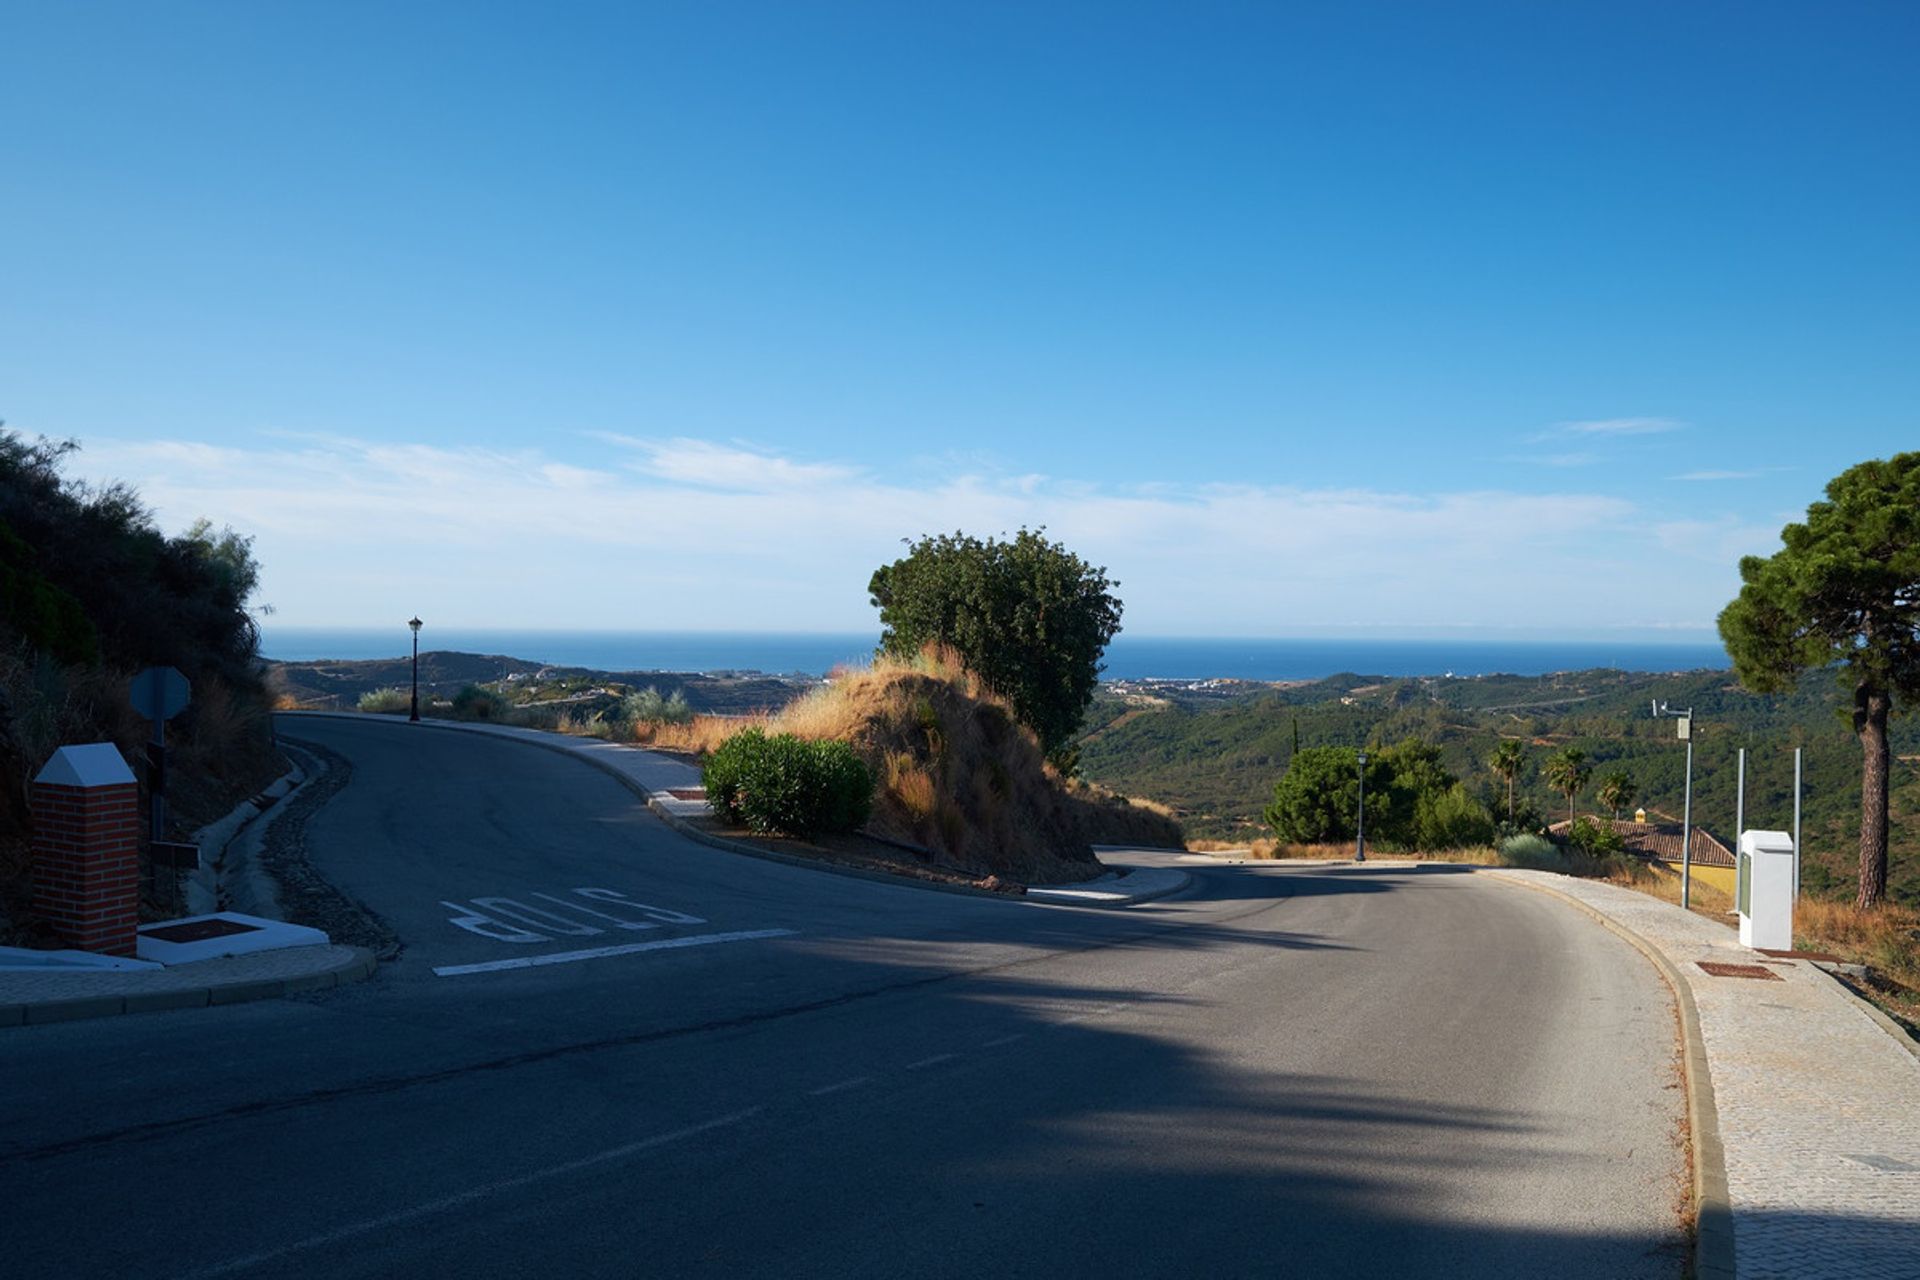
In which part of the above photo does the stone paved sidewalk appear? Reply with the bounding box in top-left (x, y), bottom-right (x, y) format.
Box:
top-left (1487, 868), bottom-right (1920, 1280)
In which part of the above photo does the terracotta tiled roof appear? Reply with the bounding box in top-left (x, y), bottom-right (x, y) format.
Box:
top-left (1548, 817), bottom-right (1736, 867)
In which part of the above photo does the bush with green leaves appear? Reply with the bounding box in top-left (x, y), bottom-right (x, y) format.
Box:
top-left (703, 729), bottom-right (873, 838)
top-left (452, 684), bottom-right (510, 721)
top-left (1412, 782), bottom-right (1498, 850)
top-left (620, 686), bottom-right (692, 725)
top-left (1565, 814), bottom-right (1625, 857)
top-left (1265, 737), bottom-right (1495, 849)
top-left (1498, 833), bottom-right (1564, 871)
top-left (869, 528), bottom-right (1120, 770)
top-left (1263, 746), bottom-right (1397, 844)
top-left (358, 688), bottom-right (411, 715)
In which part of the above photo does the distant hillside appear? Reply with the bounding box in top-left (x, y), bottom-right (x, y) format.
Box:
top-left (1075, 666), bottom-right (1919, 906)
top-left (268, 652), bottom-right (812, 716)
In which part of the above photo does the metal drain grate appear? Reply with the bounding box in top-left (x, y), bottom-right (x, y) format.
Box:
top-left (666, 788), bottom-right (707, 801)
top-left (1696, 961), bottom-right (1784, 980)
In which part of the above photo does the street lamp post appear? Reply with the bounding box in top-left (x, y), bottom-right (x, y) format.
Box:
top-left (1654, 701), bottom-right (1694, 909)
top-left (1355, 749), bottom-right (1368, 863)
top-left (408, 617), bottom-right (424, 723)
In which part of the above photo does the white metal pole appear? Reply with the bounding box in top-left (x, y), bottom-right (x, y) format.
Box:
top-left (1681, 739), bottom-right (1694, 911)
top-left (1736, 747), bottom-right (1746, 846)
top-left (1793, 746), bottom-right (1803, 898)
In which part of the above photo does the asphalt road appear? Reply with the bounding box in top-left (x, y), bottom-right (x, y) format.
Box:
top-left (1, 717), bottom-right (1687, 1278)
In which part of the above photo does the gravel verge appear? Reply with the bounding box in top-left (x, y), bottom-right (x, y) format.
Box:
top-left (259, 737), bottom-right (401, 961)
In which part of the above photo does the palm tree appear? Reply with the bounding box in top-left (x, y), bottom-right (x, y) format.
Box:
top-left (1597, 769), bottom-right (1637, 821)
top-left (1543, 747), bottom-right (1591, 826)
top-left (1488, 740), bottom-right (1525, 821)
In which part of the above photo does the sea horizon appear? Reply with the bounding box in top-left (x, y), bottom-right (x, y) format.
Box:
top-left (260, 627), bottom-right (1731, 682)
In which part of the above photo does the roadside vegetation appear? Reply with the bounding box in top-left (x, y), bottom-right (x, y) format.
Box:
top-left (703, 646), bottom-right (1179, 883)
top-left (0, 430), bottom-right (279, 943)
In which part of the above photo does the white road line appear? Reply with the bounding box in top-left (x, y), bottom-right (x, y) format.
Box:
top-left (431, 928), bottom-right (797, 977)
top-left (981, 1033), bottom-right (1025, 1048)
top-left (904, 1053), bottom-right (958, 1071)
top-left (807, 1076), bottom-right (873, 1096)
top-left (183, 1108), bottom-right (763, 1278)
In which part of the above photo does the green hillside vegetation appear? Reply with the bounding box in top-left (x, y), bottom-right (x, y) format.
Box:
top-left (0, 432), bottom-right (280, 942)
top-left (269, 653), bottom-right (808, 718)
top-left (1076, 666), bottom-right (1919, 906)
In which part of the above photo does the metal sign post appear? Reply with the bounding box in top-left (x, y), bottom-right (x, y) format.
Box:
top-left (129, 666), bottom-right (192, 912)
top-left (1354, 750), bottom-right (1368, 863)
top-left (1655, 701), bottom-right (1696, 910)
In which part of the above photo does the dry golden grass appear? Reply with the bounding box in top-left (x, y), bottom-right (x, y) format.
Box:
top-left (1793, 896), bottom-right (1920, 1026)
top-left (632, 714), bottom-right (768, 755)
top-left (1186, 836), bottom-right (1500, 864)
top-left (731, 646), bottom-right (1182, 881)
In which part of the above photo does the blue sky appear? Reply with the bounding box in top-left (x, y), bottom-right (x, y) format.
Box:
top-left (4, 2), bottom-right (1914, 636)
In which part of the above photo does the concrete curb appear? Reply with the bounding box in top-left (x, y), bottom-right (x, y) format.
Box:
top-left (1482, 871), bottom-right (1735, 1280)
top-left (1806, 963), bottom-right (1920, 1065)
top-left (282, 711), bottom-right (1185, 908)
top-left (0, 946), bottom-right (377, 1029)
top-left (184, 753), bottom-right (305, 916)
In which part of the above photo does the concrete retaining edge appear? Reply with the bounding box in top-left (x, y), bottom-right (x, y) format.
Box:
top-left (1, 946), bottom-right (377, 1029)
top-left (1806, 962), bottom-right (1920, 1064)
top-left (282, 711), bottom-right (1188, 908)
top-left (1482, 871), bottom-right (1735, 1280)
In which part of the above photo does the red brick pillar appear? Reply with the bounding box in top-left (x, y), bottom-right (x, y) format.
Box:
top-left (32, 744), bottom-right (141, 957)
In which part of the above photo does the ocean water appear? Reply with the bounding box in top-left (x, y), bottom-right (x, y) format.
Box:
top-left (260, 628), bottom-right (1730, 681)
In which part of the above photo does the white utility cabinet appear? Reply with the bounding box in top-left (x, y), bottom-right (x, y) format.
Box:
top-left (1738, 829), bottom-right (1795, 951)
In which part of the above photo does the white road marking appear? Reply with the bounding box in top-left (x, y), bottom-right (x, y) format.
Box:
top-left (574, 887), bottom-right (706, 925)
top-left (904, 1053), bottom-right (957, 1071)
top-left (531, 891), bottom-right (657, 932)
top-left (440, 901), bottom-right (548, 944)
top-left (807, 1076), bottom-right (873, 1096)
top-left (981, 1033), bottom-right (1025, 1048)
top-left (472, 897), bottom-right (605, 937)
top-left (431, 929), bottom-right (797, 977)
top-left (184, 1109), bottom-right (763, 1278)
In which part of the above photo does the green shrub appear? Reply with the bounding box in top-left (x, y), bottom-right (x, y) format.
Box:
top-left (1412, 782), bottom-right (1497, 850)
top-left (1498, 833), bottom-right (1564, 871)
top-left (703, 729), bottom-right (874, 838)
top-left (1566, 815), bottom-right (1625, 856)
top-left (620, 686), bottom-right (692, 725)
top-left (452, 684), bottom-right (510, 721)
top-left (358, 688), bottom-right (411, 715)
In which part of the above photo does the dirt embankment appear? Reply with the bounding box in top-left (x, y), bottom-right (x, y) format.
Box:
top-left (769, 652), bottom-right (1184, 884)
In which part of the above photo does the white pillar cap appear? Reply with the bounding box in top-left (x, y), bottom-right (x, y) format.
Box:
top-left (34, 744), bottom-right (136, 788)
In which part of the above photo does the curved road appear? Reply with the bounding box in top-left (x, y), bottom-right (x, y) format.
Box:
top-left (2, 717), bottom-right (1686, 1278)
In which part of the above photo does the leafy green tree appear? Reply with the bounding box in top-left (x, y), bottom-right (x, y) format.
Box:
top-left (1597, 769), bottom-right (1636, 820)
top-left (1719, 452), bottom-right (1920, 909)
top-left (869, 529), bottom-right (1121, 768)
top-left (1543, 747), bottom-right (1590, 826)
top-left (1264, 746), bottom-right (1396, 845)
top-left (1487, 740), bottom-right (1525, 821)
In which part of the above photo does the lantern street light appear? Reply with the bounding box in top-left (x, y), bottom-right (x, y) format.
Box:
top-left (1355, 749), bottom-right (1368, 863)
top-left (408, 617), bottom-right (424, 723)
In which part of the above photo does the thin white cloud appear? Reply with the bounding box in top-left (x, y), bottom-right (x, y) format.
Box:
top-left (591, 433), bottom-right (859, 491)
top-left (62, 433), bottom-right (1744, 633)
top-left (1557, 417), bottom-right (1687, 437)
top-left (1651, 516), bottom-right (1780, 565)
top-left (1671, 467), bottom-right (1789, 482)
top-left (1513, 451), bottom-right (1601, 468)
